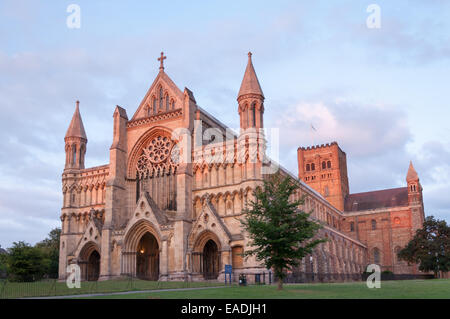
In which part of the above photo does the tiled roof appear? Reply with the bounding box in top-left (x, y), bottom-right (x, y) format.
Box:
top-left (344, 187), bottom-right (408, 212)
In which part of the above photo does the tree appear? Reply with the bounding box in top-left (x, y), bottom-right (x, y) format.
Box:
top-left (0, 250), bottom-right (7, 278)
top-left (6, 241), bottom-right (46, 281)
top-left (398, 216), bottom-right (450, 277)
top-left (241, 173), bottom-right (325, 290)
top-left (35, 228), bottom-right (61, 278)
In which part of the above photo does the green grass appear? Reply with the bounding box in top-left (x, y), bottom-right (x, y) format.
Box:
top-left (84, 279), bottom-right (450, 299)
top-left (0, 278), bottom-right (223, 299)
top-left (3, 278), bottom-right (449, 299)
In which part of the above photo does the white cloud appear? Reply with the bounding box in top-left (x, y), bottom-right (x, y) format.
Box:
top-left (272, 99), bottom-right (411, 158)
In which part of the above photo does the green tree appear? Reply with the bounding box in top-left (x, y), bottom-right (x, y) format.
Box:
top-left (6, 241), bottom-right (46, 281)
top-left (0, 250), bottom-right (7, 278)
top-left (35, 228), bottom-right (61, 278)
top-left (398, 216), bottom-right (450, 277)
top-left (241, 173), bottom-right (325, 290)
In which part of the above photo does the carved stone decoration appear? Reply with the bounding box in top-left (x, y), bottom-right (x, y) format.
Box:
top-left (135, 135), bottom-right (179, 178)
top-left (145, 136), bottom-right (172, 164)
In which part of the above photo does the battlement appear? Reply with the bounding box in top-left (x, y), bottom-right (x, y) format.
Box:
top-left (298, 141), bottom-right (337, 151)
top-left (298, 141), bottom-right (347, 156)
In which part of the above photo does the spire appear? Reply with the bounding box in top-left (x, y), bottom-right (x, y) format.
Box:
top-left (237, 52), bottom-right (264, 100)
top-left (406, 161), bottom-right (419, 181)
top-left (65, 100), bottom-right (87, 140)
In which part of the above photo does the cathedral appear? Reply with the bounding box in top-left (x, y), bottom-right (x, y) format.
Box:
top-left (59, 52), bottom-right (425, 282)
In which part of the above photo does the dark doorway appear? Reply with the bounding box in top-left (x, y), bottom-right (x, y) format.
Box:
top-left (203, 239), bottom-right (219, 279)
top-left (87, 250), bottom-right (100, 281)
top-left (136, 232), bottom-right (159, 280)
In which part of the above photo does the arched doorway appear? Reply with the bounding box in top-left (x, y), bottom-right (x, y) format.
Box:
top-left (203, 239), bottom-right (219, 280)
top-left (87, 250), bottom-right (100, 281)
top-left (136, 232), bottom-right (159, 280)
top-left (78, 242), bottom-right (100, 281)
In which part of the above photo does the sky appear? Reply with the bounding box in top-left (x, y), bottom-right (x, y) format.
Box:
top-left (0, 0), bottom-right (449, 248)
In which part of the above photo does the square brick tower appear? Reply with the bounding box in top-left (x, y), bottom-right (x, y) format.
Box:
top-left (297, 142), bottom-right (349, 211)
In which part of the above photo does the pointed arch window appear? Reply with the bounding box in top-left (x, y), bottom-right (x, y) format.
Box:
top-left (252, 103), bottom-right (256, 127)
top-left (311, 163), bottom-right (315, 171)
top-left (72, 145), bottom-right (77, 165)
top-left (306, 164), bottom-right (310, 172)
top-left (158, 86), bottom-right (164, 111)
top-left (165, 93), bottom-right (169, 111)
top-left (373, 248), bottom-right (380, 264)
top-left (394, 246), bottom-right (402, 263)
top-left (152, 97), bottom-right (157, 114)
top-left (322, 161), bottom-right (326, 170)
top-left (327, 161), bottom-right (331, 168)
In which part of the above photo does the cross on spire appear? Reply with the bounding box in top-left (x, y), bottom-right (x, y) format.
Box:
top-left (158, 52), bottom-right (167, 71)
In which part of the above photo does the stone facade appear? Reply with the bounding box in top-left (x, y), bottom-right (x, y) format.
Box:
top-left (59, 52), bottom-right (424, 282)
top-left (298, 145), bottom-right (425, 274)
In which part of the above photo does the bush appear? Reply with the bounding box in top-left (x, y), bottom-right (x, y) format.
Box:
top-left (6, 241), bottom-right (47, 282)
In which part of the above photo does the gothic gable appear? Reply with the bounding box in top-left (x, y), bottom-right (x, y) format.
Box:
top-left (131, 71), bottom-right (184, 121)
top-left (73, 216), bottom-right (102, 259)
top-left (124, 192), bottom-right (170, 235)
top-left (188, 200), bottom-right (232, 251)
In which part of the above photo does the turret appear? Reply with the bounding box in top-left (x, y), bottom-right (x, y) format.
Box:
top-left (237, 52), bottom-right (265, 131)
top-left (64, 100), bottom-right (87, 170)
top-left (406, 161), bottom-right (422, 205)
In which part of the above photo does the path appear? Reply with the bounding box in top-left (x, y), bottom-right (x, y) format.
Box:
top-left (28, 285), bottom-right (232, 299)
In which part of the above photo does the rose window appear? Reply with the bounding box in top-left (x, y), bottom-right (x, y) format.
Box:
top-left (135, 135), bottom-right (179, 177)
top-left (145, 136), bottom-right (172, 163)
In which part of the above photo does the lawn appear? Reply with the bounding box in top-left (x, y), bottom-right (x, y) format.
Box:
top-left (84, 279), bottom-right (450, 299)
top-left (0, 278), bottom-right (223, 299)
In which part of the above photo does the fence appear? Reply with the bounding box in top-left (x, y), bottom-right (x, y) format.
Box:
top-left (278, 272), bottom-right (435, 283)
top-left (0, 275), bottom-right (225, 299)
top-left (361, 273), bottom-right (435, 281)
top-left (279, 272), bottom-right (362, 283)
top-left (228, 271), bottom-right (273, 285)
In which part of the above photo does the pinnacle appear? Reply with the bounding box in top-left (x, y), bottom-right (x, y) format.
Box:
top-left (406, 161), bottom-right (419, 181)
top-left (65, 100), bottom-right (87, 140)
top-left (237, 52), bottom-right (264, 100)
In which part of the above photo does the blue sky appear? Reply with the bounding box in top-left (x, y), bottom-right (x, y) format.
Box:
top-left (0, 0), bottom-right (449, 247)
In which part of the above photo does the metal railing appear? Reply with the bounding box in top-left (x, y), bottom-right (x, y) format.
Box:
top-left (0, 275), bottom-right (225, 299)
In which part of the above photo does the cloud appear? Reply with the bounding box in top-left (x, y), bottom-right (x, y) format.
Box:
top-left (268, 97), bottom-right (412, 191)
top-left (272, 98), bottom-right (411, 157)
top-left (269, 96), bottom-right (450, 221)
top-left (0, 0), bottom-right (449, 248)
